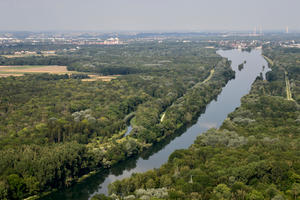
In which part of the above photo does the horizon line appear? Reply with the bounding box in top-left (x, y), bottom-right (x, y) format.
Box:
top-left (1, 29), bottom-right (300, 33)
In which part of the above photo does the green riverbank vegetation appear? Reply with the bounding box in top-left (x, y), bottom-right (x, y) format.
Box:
top-left (0, 42), bottom-right (235, 199)
top-left (106, 46), bottom-right (300, 200)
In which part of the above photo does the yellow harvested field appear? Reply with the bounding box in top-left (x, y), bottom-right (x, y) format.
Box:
top-left (82, 75), bottom-right (118, 82)
top-left (1, 53), bottom-right (57, 58)
top-left (0, 65), bottom-right (119, 81)
top-left (0, 73), bottom-right (24, 77)
top-left (2, 54), bottom-right (38, 58)
top-left (0, 65), bottom-right (70, 76)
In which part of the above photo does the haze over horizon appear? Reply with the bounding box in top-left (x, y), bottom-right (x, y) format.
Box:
top-left (1, 0), bottom-right (300, 32)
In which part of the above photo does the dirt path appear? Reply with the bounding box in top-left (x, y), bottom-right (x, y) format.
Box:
top-left (263, 55), bottom-right (274, 66)
top-left (285, 71), bottom-right (293, 101)
top-left (160, 68), bottom-right (215, 122)
top-left (160, 112), bottom-right (166, 122)
top-left (203, 69), bottom-right (215, 84)
top-left (262, 56), bottom-right (293, 101)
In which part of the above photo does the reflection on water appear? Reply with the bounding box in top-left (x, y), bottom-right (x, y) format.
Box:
top-left (41, 49), bottom-right (270, 200)
top-left (123, 125), bottom-right (132, 137)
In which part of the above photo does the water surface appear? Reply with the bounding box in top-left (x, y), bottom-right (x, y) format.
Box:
top-left (124, 126), bottom-right (132, 137)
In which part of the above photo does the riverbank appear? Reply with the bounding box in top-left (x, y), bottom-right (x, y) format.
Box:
top-left (263, 55), bottom-right (274, 66)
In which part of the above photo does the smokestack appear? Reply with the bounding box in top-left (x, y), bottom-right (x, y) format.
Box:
top-left (260, 26), bottom-right (262, 35)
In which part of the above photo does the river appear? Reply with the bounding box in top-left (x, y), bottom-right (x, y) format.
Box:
top-left (41, 49), bottom-right (269, 200)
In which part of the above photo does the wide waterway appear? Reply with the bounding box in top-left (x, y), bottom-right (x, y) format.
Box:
top-left (41, 49), bottom-right (269, 200)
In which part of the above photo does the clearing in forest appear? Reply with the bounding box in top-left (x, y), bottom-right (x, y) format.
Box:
top-left (81, 74), bottom-right (118, 82)
top-left (0, 65), bottom-right (117, 81)
top-left (0, 65), bottom-right (69, 76)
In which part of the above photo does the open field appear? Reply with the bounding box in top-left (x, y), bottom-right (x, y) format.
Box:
top-left (0, 73), bottom-right (24, 77)
top-left (81, 74), bottom-right (119, 82)
top-left (0, 65), bottom-right (69, 74)
top-left (0, 65), bottom-right (118, 81)
top-left (1, 53), bottom-right (57, 58)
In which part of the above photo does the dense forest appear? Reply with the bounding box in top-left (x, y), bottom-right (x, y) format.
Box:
top-left (105, 47), bottom-right (300, 200)
top-left (0, 42), bottom-right (235, 199)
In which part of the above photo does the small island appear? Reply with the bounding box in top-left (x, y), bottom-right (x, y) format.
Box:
top-left (238, 63), bottom-right (244, 71)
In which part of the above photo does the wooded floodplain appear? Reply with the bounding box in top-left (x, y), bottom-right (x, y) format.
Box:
top-left (0, 42), bottom-right (235, 199)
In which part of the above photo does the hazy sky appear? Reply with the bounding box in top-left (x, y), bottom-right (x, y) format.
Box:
top-left (1, 0), bottom-right (299, 32)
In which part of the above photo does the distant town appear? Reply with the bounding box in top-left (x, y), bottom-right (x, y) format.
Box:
top-left (0, 31), bottom-right (300, 57)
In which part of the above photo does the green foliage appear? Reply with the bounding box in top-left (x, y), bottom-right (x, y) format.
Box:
top-left (7, 174), bottom-right (26, 200)
top-left (107, 46), bottom-right (300, 200)
top-left (0, 42), bottom-right (235, 199)
top-left (0, 181), bottom-right (8, 200)
top-left (212, 184), bottom-right (231, 200)
top-left (91, 194), bottom-right (113, 200)
top-left (264, 47), bottom-right (300, 104)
